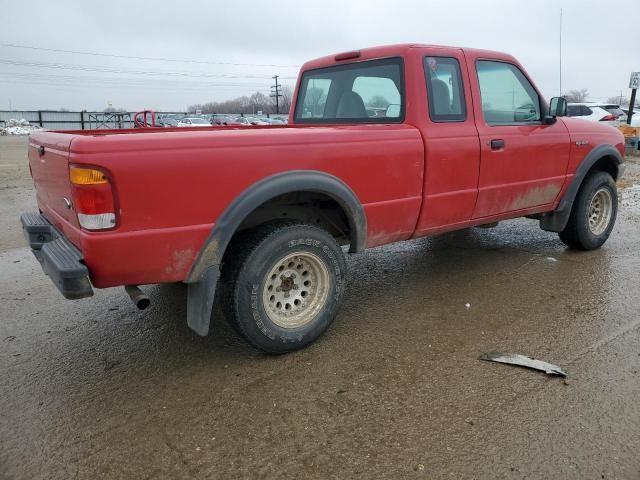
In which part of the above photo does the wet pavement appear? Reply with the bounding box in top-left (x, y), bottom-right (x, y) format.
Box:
top-left (1, 136), bottom-right (640, 479)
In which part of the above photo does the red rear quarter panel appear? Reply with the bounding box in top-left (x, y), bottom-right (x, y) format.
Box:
top-left (69, 125), bottom-right (424, 287)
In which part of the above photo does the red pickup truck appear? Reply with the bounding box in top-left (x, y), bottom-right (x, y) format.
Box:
top-left (23, 44), bottom-right (625, 353)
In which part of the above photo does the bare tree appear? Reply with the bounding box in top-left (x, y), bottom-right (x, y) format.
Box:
top-left (249, 92), bottom-right (270, 113)
top-left (605, 96), bottom-right (626, 106)
top-left (279, 85), bottom-right (293, 114)
top-left (302, 87), bottom-right (325, 117)
top-left (188, 88), bottom-right (294, 116)
top-left (605, 95), bottom-right (640, 107)
top-left (563, 89), bottom-right (589, 102)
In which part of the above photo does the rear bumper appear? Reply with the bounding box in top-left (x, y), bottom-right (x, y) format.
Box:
top-left (21, 212), bottom-right (94, 299)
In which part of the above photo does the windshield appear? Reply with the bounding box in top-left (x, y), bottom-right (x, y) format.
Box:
top-left (188, 118), bottom-right (209, 124)
top-left (294, 57), bottom-right (404, 123)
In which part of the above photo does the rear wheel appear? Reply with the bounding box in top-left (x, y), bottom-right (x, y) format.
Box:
top-left (558, 171), bottom-right (617, 250)
top-left (220, 223), bottom-right (346, 353)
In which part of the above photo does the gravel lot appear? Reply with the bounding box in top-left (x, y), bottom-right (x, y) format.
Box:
top-left (1, 135), bottom-right (640, 479)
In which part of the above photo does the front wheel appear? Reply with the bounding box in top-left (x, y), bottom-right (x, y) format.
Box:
top-left (220, 223), bottom-right (346, 353)
top-left (558, 171), bottom-right (618, 250)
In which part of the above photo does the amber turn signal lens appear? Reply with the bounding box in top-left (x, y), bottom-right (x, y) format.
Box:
top-left (69, 166), bottom-right (108, 185)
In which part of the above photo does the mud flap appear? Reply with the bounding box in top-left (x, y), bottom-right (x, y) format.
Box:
top-left (186, 265), bottom-right (219, 336)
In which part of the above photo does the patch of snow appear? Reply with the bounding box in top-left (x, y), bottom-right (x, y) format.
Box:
top-left (0, 119), bottom-right (42, 136)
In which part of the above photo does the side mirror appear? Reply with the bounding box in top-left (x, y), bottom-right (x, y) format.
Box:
top-left (549, 97), bottom-right (567, 117)
top-left (544, 97), bottom-right (567, 124)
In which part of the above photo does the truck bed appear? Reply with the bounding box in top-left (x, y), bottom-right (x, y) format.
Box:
top-left (29, 123), bottom-right (425, 288)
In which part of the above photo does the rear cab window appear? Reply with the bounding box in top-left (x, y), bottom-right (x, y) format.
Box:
top-left (294, 57), bottom-right (404, 123)
top-left (476, 60), bottom-right (541, 125)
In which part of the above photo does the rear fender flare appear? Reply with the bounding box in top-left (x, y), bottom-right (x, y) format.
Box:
top-left (188, 170), bottom-right (366, 283)
top-left (185, 170), bottom-right (367, 336)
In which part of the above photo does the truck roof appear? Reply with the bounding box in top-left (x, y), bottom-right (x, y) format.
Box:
top-left (300, 43), bottom-right (518, 72)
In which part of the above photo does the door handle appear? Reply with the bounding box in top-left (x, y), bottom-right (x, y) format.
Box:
top-left (490, 139), bottom-right (505, 150)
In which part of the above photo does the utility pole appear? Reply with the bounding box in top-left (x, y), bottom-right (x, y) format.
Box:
top-left (271, 75), bottom-right (282, 114)
top-left (559, 8), bottom-right (563, 96)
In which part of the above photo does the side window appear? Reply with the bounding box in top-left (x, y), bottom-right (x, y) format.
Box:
top-left (352, 76), bottom-right (401, 118)
top-left (568, 105), bottom-right (594, 117)
top-left (476, 60), bottom-right (541, 125)
top-left (424, 56), bottom-right (466, 122)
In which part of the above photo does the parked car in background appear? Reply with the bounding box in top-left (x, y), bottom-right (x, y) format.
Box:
top-left (231, 117), bottom-right (252, 125)
top-left (247, 117), bottom-right (270, 125)
top-left (156, 117), bottom-right (179, 127)
top-left (209, 114), bottom-right (232, 125)
top-left (258, 117), bottom-right (287, 125)
top-left (567, 102), bottom-right (623, 124)
top-left (601, 104), bottom-right (626, 119)
top-left (177, 117), bottom-right (212, 127)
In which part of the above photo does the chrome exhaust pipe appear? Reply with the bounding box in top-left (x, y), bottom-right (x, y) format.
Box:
top-left (124, 285), bottom-right (150, 310)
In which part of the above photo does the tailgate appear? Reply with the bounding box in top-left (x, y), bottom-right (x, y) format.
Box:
top-left (28, 131), bottom-right (81, 237)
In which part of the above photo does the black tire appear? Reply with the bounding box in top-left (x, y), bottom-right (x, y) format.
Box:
top-left (220, 223), bottom-right (346, 353)
top-left (558, 171), bottom-right (617, 250)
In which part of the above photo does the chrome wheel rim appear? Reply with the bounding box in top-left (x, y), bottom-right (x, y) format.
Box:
top-left (588, 188), bottom-right (613, 236)
top-left (262, 251), bottom-right (331, 329)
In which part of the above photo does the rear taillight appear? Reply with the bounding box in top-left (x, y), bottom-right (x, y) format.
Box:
top-left (599, 115), bottom-right (617, 121)
top-left (69, 166), bottom-right (116, 230)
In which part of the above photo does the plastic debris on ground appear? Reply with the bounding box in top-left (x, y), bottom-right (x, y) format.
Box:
top-left (479, 351), bottom-right (567, 377)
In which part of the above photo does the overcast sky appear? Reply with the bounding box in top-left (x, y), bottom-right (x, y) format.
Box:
top-left (0, 0), bottom-right (638, 111)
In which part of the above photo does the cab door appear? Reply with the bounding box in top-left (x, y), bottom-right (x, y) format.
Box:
top-left (412, 49), bottom-right (481, 236)
top-left (468, 58), bottom-right (570, 218)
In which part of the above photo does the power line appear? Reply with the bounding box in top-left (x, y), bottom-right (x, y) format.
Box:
top-left (0, 72), bottom-right (272, 89)
top-left (0, 79), bottom-right (272, 94)
top-left (0, 42), bottom-right (300, 69)
top-left (559, 7), bottom-right (563, 96)
top-left (0, 58), bottom-right (297, 80)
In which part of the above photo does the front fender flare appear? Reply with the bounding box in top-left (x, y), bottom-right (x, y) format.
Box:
top-left (185, 170), bottom-right (367, 336)
top-left (540, 144), bottom-right (624, 232)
